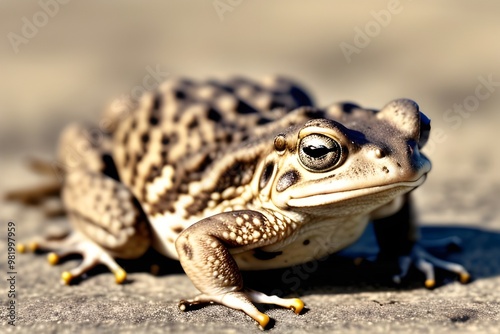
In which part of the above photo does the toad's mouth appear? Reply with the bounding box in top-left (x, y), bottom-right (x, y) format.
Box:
top-left (286, 175), bottom-right (427, 208)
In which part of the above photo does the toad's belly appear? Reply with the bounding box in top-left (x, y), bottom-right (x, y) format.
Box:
top-left (233, 216), bottom-right (370, 270)
top-left (147, 213), bottom-right (196, 260)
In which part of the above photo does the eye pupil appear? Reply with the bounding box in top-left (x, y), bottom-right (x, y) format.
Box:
top-left (303, 145), bottom-right (331, 158)
top-left (298, 134), bottom-right (342, 172)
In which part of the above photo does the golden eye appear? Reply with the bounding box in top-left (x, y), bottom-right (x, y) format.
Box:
top-left (298, 134), bottom-right (342, 172)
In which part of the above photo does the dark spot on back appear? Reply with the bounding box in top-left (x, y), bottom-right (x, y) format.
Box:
top-left (160, 149), bottom-right (168, 161)
top-left (174, 90), bottom-right (186, 99)
top-left (149, 115), bottom-right (159, 125)
top-left (145, 165), bottom-right (162, 185)
top-left (195, 153), bottom-right (214, 173)
top-left (128, 152), bottom-right (142, 186)
top-left (153, 94), bottom-right (162, 110)
top-left (141, 133), bottom-right (150, 144)
top-left (218, 83), bottom-right (234, 93)
top-left (207, 108), bottom-right (222, 122)
top-left (161, 134), bottom-right (170, 146)
top-left (290, 86), bottom-right (314, 107)
top-left (253, 248), bottom-right (283, 260)
top-left (188, 118), bottom-right (199, 129)
top-left (130, 119), bottom-right (137, 129)
top-left (257, 117), bottom-right (272, 125)
top-left (276, 170), bottom-right (300, 192)
top-left (269, 101), bottom-right (285, 110)
top-left (236, 100), bottom-right (257, 114)
top-left (205, 79), bottom-right (219, 86)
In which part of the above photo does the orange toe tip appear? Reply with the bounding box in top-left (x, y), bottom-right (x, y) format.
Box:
top-left (47, 252), bottom-right (59, 265)
top-left (61, 271), bottom-right (73, 285)
top-left (17, 244), bottom-right (26, 253)
top-left (256, 313), bottom-right (270, 330)
top-left (113, 269), bottom-right (127, 284)
top-left (460, 272), bottom-right (471, 284)
top-left (290, 298), bottom-right (305, 314)
top-left (425, 279), bottom-right (435, 289)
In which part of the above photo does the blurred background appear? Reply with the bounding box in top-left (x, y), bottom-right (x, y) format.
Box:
top-left (1, 0), bottom-right (499, 226)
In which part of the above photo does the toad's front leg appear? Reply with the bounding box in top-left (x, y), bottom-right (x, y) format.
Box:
top-left (175, 210), bottom-right (304, 330)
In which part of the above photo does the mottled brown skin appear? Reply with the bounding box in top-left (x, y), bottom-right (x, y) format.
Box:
top-left (16, 76), bottom-right (469, 330)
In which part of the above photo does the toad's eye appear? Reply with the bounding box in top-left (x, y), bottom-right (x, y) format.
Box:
top-left (298, 134), bottom-right (342, 172)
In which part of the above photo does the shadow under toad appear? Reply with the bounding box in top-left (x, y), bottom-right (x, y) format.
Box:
top-left (241, 225), bottom-right (500, 297)
top-left (88, 225), bottom-right (500, 294)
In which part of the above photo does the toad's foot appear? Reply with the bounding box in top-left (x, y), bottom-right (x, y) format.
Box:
top-left (392, 243), bottom-right (470, 288)
top-left (19, 232), bottom-right (127, 284)
top-left (179, 289), bottom-right (304, 330)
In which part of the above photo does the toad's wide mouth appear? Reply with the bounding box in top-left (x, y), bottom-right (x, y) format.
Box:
top-left (286, 175), bottom-right (427, 208)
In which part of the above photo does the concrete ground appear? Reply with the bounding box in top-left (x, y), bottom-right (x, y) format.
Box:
top-left (1, 1), bottom-right (500, 333)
